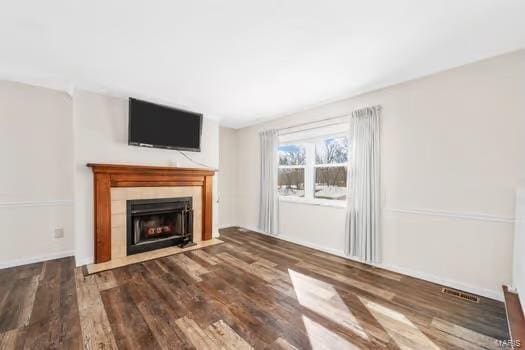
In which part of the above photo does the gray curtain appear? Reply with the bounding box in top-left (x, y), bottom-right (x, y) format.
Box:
top-left (346, 106), bottom-right (381, 263)
top-left (258, 129), bottom-right (279, 234)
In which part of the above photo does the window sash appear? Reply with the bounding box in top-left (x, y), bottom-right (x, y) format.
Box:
top-left (314, 163), bottom-right (347, 168)
top-left (278, 165), bottom-right (305, 169)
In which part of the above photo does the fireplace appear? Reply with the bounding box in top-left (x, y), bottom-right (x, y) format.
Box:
top-left (127, 197), bottom-right (193, 255)
top-left (88, 163), bottom-right (215, 263)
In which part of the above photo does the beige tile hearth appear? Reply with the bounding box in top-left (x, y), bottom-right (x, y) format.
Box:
top-left (86, 238), bottom-right (223, 274)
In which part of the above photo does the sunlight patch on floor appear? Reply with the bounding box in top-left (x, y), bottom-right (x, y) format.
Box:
top-left (359, 296), bottom-right (440, 350)
top-left (289, 269), bottom-right (368, 340)
top-left (302, 315), bottom-right (361, 350)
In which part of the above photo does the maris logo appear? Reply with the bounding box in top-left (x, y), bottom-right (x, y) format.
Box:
top-left (496, 339), bottom-right (521, 348)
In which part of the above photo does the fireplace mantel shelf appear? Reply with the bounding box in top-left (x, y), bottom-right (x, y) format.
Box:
top-left (87, 163), bottom-right (217, 175)
top-left (87, 163), bottom-right (216, 264)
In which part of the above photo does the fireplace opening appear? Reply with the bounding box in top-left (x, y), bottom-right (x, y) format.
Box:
top-left (127, 197), bottom-right (193, 255)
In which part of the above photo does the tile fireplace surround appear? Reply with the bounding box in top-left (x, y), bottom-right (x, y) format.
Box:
top-left (87, 163), bottom-right (216, 264)
top-left (111, 186), bottom-right (202, 259)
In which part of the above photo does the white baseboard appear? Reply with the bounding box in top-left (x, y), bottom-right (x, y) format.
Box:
top-left (0, 250), bottom-right (75, 269)
top-left (219, 224), bottom-right (235, 229)
top-left (381, 263), bottom-right (503, 301)
top-left (245, 225), bottom-right (346, 257)
top-left (239, 225), bottom-right (503, 301)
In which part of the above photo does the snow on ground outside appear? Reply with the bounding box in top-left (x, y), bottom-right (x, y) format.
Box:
top-left (278, 186), bottom-right (346, 200)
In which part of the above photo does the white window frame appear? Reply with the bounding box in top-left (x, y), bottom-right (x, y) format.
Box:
top-left (278, 133), bottom-right (348, 208)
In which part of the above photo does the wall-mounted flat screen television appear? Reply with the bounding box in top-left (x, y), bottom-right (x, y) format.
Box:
top-left (128, 98), bottom-right (202, 152)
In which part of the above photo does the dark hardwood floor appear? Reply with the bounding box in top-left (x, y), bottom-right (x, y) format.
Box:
top-left (0, 227), bottom-right (509, 349)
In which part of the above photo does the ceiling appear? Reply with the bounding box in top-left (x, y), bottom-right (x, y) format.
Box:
top-left (1, 1), bottom-right (524, 128)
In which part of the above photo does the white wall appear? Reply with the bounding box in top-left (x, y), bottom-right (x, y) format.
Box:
top-left (219, 127), bottom-right (238, 228)
top-left (73, 89), bottom-right (220, 266)
top-left (0, 82), bottom-right (221, 268)
top-left (0, 81), bottom-right (74, 267)
top-left (233, 50), bottom-right (525, 299)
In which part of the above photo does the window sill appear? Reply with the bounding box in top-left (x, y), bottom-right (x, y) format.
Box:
top-left (279, 197), bottom-right (347, 209)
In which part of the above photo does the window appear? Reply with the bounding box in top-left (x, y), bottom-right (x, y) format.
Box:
top-left (278, 134), bottom-right (349, 205)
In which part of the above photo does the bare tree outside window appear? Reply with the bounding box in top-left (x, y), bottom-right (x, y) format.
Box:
top-left (314, 137), bottom-right (349, 201)
top-left (278, 144), bottom-right (305, 197)
top-left (279, 144), bottom-right (305, 165)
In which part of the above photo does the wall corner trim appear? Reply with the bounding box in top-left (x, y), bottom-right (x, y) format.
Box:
top-left (74, 256), bottom-right (94, 267)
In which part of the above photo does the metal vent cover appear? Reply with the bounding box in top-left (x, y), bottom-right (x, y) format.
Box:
top-left (441, 288), bottom-right (480, 303)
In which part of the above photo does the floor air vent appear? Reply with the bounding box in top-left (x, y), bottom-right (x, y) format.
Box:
top-left (441, 288), bottom-right (480, 303)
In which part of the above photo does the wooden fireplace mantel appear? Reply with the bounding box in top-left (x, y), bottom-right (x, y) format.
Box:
top-left (87, 163), bottom-right (216, 263)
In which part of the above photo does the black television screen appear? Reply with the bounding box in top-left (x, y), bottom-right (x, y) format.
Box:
top-left (128, 98), bottom-right (202, 152)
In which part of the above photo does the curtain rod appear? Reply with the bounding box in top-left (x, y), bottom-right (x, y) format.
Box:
top-left (276, 105), bottom-right (381, 135)
top-left (279, 121), bottom-right (349, 136)
top-left (277, 113), bottom-right (350, 135)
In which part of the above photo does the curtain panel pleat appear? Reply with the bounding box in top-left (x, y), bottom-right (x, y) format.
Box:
top-left (258, 129), bottom-right (279, 234)
top-left (346, 106), bottom-right (381, 263)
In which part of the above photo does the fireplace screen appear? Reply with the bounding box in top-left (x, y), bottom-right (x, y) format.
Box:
top-left (133, 211), bottom-right (182, 243)
top-left (127, 197), bottom-right (193, 255)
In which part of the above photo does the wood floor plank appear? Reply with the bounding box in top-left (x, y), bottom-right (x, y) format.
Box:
top-left (191, 281), bottom-right (270, 348)
top-left (136, 300), bottom-right (194, 350)
top-left (0, 275), bottom-right (39, 332)
top-left (175, 316), bottom-right (220, 349)
top-left (424, 325), bottom-right (489, 350)
top-left (28, 258), bottom-right (78, 324)
top-left (206, 269), bottom-right (319, 349)
top-left (217, 252), bottom-right (277, 283)
top-left (268, 278), bottom-right (298, 300)
top-left (75, 269), bottom-right (101, 310)
top-left (240, 241), bottom-right (302, 266)
top-left (359, 296), bottom-right (440, 350)
top-left (296, 261), bottom-right (396, 300)
top-left (101, 285), bottom-right (161, 350)
top-left (206, 320), bottom-right (254, 350)
top-left (301, 314), bottom-right (361, 350)
top-left (22, 311), bottom-right (82, 349)
top-left (170, 253), bottom-right (210, 282)
top-left (0, 328), bottom-right (21, 350)
top-left (75, 269), bottom-right (118, 350)
top-left (0, 262), bottom-right (81, 349)
top-left (22, 257), bottom-right (82, 349)
top-left (191, 249), bottom-right (221, 265)
top-left (311, 251), bottom-right (402, 281)
top-left (0, 228), bottom-right (510, 349)
top-left (138, 272), bottom-right (193, 319)
top-left (270, 337), bottom-right (299, 350)
top-left (0, 262), bottom-right (42, 285)
top-left (95, 270), bottom-right (119, 291)
top-left (431, 317), bottom-right (500, 350)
